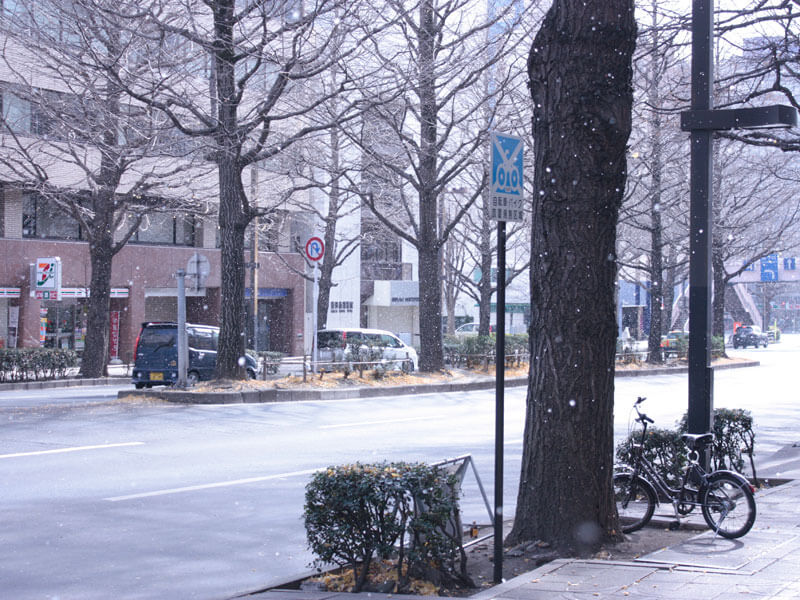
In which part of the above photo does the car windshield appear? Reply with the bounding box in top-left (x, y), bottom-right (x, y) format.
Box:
top-left (138, 328), bottom-right (175, 350)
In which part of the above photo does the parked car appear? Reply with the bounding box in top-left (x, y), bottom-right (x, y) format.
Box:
top-left (132, 322), bottom-right (257, 388)
top-left (316, 328), bottom-right (418, 371)
top-left (732, 325), bottom-right (769, 349)
top-left (660, 330), bottom-right (689, 349)
top-left (454, 322), bottom-right (494, 338)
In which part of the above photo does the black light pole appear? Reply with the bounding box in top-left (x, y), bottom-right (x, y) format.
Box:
top-left (685, 0), bottom-right (715, 438)
top-left (681, 0), bottom-right (796, 440)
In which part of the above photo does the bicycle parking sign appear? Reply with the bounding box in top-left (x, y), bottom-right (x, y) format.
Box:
top-left (490, 131), bottom-right (524, 222)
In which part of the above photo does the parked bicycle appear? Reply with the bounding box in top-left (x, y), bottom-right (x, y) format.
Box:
top-left (614, 396), bottom-right (756, 539)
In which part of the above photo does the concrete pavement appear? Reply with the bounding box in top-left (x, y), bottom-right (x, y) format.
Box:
top-left (252, 471), bottom-right (800, 600)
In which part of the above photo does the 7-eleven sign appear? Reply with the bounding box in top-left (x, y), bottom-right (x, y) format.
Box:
top-left (33, 257), bottom-right (62, 300)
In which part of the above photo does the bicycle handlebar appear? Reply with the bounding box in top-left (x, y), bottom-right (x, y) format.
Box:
top-left (633, 397), bottom-right (654, 424)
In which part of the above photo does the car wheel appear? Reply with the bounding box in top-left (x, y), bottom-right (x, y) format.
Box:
top-left (247, 368), bottom-right (256, 379)
top-left (733, 342), bottom-right (739, 349)
top-left (135, 382), bottom-right (145, 389)
top-left (187, 370), bottom-right (200, 385)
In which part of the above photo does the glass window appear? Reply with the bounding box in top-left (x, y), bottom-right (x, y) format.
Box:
top-left (22, 192), bottom-right (80, 239)
top-left (2, 90), bottom-right (31, 134)
top-left (188, 327), bottom-right (217, 351)
top-left (136, 213), bottom-right (174, 244)
top-left (138, 328), bottom-right (175, 351)
top-left (380, 334), bottom-right (401, 348)
top-left (318, 331), bottom-right (344, 349)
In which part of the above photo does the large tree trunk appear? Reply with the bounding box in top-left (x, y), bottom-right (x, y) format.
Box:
top-left (214, 0), bottom-right (249, 379)
top-left (508, 0), bottom-right (636, 554)
top-left (216, 156), bottom-right (249, 379)
top-left (416, 0), bottom-right (444, 372)
top-left (646, 10), bottom-right (665, 364)
top-left (478, 192), bottom-right (493, 336)
top-left (317, 126), bottom-right (341, 331)
top-left (79, 232), bottom-right (113, 378)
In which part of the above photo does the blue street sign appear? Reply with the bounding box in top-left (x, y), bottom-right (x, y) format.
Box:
top-left (761, 254), bottom-right (779, 281)
top-left (490, 131), bottom-right (524, 222)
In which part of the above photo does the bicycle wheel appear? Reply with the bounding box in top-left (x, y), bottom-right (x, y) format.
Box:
top-left (701, 472), bottom-right (756, 539)
top-left (614, 473), bottom-right (656, 533)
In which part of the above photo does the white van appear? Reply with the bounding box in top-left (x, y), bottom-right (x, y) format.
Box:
top-left (317, 328), bottom-right (419, 371)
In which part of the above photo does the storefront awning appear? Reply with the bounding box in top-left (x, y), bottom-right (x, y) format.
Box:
top-left (58, 287), bottom-right (130, 299)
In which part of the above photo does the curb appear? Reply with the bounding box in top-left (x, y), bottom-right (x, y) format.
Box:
top-left (3, 359), bottom-right (759, 401)
top-left (0, 376), bottom-right (128, 392)
top-left (117, 376), bottom-right (532, 404)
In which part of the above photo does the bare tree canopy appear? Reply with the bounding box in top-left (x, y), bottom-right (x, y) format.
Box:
top-left (0, 0), bottom-right (212, 377)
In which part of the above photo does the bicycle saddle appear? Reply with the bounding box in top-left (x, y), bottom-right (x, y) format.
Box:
top-left (681, 432), bottom-right (714, 448)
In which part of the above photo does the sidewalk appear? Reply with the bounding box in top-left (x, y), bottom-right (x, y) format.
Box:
top-left (253, 471), bottom-right (800, 600)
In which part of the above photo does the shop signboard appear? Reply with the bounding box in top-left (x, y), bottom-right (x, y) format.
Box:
top-left (33, 257), bottom-right (62, 300)
top-left (109, 311), bottom-right (120, 360)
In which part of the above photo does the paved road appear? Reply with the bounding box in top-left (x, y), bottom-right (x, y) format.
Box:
top-left (0, 335), bottom-right (796, 599)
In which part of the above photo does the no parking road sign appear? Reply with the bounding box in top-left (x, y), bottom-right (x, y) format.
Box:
top-left (490, 131), bottom-right (524, 222)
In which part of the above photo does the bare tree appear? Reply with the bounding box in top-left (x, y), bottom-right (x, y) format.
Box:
top-left (508, 0), bottom-right (636, 553)
top-left (0, 0), bottom-right (210, 377)
top-left (343, 0), bottom-right (533, 371)
top-left (95, 0), bottom-right (383, 378)
top-left (618, 0), bottom-right (691, 362)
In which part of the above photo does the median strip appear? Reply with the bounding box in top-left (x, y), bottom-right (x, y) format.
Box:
top-left (105, 468), bottom-right (320, 502)
top-left (0, 441), bottom-right (144, 460)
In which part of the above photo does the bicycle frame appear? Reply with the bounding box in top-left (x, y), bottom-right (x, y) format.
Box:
top-left (620, 400), bottom-right (711, 521)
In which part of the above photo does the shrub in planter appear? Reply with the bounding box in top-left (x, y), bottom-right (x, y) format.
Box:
top-left (304, 462), bottom-right (469, 593)
top-left (256, 351), bottom-right (285, 375)
top-left (0, 348), bottom-right (78, 383)
top-left (616, 426), bottom-right (686, 489)
top-left (679, 408), bottom-right (757, 483)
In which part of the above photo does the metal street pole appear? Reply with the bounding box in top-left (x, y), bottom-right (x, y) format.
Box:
top-left (493, 221), bottom-right (506, 584)
top-left (682, 0), bottom-right (796, 445)
top-left (686, 0), bottom-right (715, 437)
top-left (176, 269), bottom-right (188, 387)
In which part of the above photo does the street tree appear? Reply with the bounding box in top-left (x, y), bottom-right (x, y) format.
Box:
top-left (98, 0), bottom-right (382, 378)
top-left (0, 0), bottom-right (210, 377)
top-left (711, 139), bottom-right (800, 337)
top-left (618, 0), bottom-right (690, 362)
top-left (508, 0), bottom-right (636, 553)
top-left (343, 0), bottom-right (533, 371)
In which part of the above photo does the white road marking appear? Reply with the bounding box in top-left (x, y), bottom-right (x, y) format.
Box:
top-left (105, 468), bottom-right (320, 502)
top-left (0, 441), bottom-right (144, 460)
top-left (319, 415), bottom-right (444, 429)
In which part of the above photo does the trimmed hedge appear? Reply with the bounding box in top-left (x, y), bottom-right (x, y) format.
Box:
top-left (443, 333), bottom-right (529, 369)
top-left (0, 348), bottom-right (79, 383)
top-left (304, 461), bottom-right (470, 593)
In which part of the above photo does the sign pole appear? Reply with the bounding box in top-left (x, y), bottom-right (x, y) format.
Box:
top-left (494, 221), bottom-right (506, 584)
top-left (176, 269), bottom-right (187, 387)
top-left (312, 262), bottom-right (319, 373)
top-left (305, 237), bottom-right (325, 374)
top-left (488, 130), bottom-right (523, 584)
